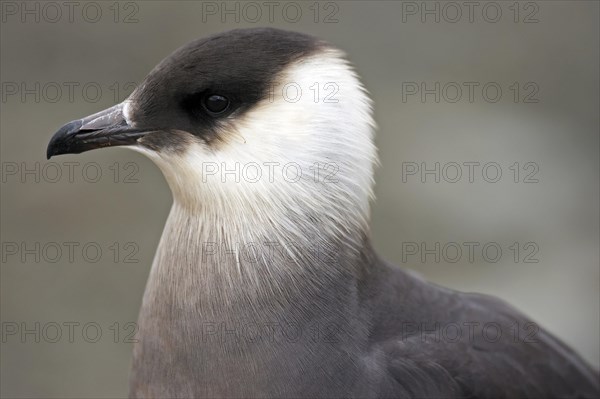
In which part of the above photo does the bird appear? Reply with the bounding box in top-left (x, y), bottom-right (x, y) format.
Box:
top-left (47, 28), bottom-right (599, 398)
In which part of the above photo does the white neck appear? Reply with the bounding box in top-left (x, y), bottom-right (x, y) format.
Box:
top-left (133, 48), bottom-right (377, 306)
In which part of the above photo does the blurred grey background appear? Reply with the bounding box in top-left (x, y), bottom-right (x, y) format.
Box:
top-left (1, 1), bottom-right (598, 397)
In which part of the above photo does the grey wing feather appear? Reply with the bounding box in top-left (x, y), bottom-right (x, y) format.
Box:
top-left (367, 260), bottom-right (600, 398)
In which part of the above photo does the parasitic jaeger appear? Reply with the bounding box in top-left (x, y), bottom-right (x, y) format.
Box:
top-left (47, 28), bottom-right (600, 398)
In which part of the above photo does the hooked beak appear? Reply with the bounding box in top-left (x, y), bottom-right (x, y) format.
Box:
top-left (46, 103), bottom-right (149, 159)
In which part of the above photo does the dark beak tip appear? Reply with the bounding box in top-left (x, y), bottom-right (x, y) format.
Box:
top-left (46, 120), bottom-right (84, 159)
top-left (46, 105), bottom-right (140, 158)
top-left (46, 142), bottom-right (58, 159)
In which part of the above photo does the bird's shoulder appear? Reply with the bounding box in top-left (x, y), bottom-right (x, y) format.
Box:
top-left (362, 260), bottom-right (600, 398)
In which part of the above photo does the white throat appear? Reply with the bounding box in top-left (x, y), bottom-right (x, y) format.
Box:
top-left (132, 49), bottom-right (377, 299)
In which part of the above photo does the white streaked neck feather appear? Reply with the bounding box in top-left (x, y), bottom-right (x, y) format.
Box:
top-left (133, 49), bottom-right (377, 302)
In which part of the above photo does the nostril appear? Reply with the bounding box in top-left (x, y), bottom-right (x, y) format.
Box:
top-left (59, 120), bottom-right (83, 136)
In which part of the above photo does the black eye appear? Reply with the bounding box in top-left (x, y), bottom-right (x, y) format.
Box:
top-left (203, 94), bottom-right (229, 114)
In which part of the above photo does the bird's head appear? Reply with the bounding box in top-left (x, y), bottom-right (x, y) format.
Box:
top-left (47, 28), bottom-right (377, 237)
